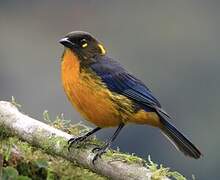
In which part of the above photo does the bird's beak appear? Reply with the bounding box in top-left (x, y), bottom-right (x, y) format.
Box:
top-left (59, 37), bottom-right (76, 49)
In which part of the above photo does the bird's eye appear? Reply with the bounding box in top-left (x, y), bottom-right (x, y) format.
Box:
top-left (81, 39), bottom-right (88, 48)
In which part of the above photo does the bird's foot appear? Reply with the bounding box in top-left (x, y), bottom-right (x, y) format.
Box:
top-left (68, 136), bottom-right (88, 151)
top-left (68, 127), bottom-right (102, 151)
top-left (92, 143), bottom-right (110, 164)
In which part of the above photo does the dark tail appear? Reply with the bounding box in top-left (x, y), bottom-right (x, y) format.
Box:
top-left (156, 108), bottom-right (202, 159)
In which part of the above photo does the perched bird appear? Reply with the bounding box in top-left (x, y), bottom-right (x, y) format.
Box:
top-left (59, 31), bottom-right (201, 163)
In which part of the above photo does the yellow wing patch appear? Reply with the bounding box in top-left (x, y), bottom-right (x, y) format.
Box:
top-left (98, 44), bottom-right (106, 55)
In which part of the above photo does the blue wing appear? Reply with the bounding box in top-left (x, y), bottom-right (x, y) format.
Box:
top-left (90, 56), bottom-right (161, 111)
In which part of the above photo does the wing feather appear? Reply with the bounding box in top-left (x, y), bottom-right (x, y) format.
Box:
top-left (90, 57), bottom-right (161, 110)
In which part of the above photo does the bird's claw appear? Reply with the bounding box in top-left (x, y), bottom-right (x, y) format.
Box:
top-left (91, 146), bottom-right (101, 153)
top-left (92, 144), bottom-right (109, 164)
top-left (68, 136), bottom-right (87, 151)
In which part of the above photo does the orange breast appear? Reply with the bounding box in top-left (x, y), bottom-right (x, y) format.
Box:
top-left (61, 49), bottom-right (124, 127)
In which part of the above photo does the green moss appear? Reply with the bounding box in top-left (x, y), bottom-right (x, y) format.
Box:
top-left (104, 149), bottom-right (145, 165)
top-left (42, 111), bottom-right (104, 149)
top-left (103, 151), bottom-right (186, 180)
top-left (38, 133), bottom-right (68, 153)
top-left (147, 156), bottom-right (186, 180)
top-left (0, 137), bottom-right (107, 179)
top-left (2, 166), bottom-right (31, 180)
top-left (0, 124), bottom-right (11, 140)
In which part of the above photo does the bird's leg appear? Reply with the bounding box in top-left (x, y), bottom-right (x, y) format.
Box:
top-left (92, 123), bottom-right (125, 164)
top-left (68, 127), bottom-right (101, 151)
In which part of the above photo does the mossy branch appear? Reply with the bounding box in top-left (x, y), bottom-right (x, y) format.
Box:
top-left (0, 101), bottom-right (172, 180)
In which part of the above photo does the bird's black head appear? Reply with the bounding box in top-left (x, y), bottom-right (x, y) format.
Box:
top-left (59, 31), bottom-right (106, 62)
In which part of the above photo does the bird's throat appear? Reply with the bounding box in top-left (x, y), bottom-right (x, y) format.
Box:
top-left (61, 48), bottom-right (80, 81)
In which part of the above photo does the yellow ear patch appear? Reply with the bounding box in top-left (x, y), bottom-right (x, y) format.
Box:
top-left (98, 44), bottom-right (106, 55)
top-left (82, 43), bottom-right (88, 48)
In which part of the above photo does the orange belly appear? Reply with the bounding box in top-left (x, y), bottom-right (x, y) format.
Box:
top-left (61, 48), bottom-right (161, 128)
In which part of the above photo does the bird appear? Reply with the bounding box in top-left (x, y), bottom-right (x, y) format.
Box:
top-left (59, 31), bottom-right (202, 163)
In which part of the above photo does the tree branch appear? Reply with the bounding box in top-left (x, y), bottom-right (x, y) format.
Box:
top-left (0, 101), bottom-right (170, 180)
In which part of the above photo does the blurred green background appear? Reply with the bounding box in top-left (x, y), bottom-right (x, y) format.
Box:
top-left (0, 0), bottom-right (219, 179)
